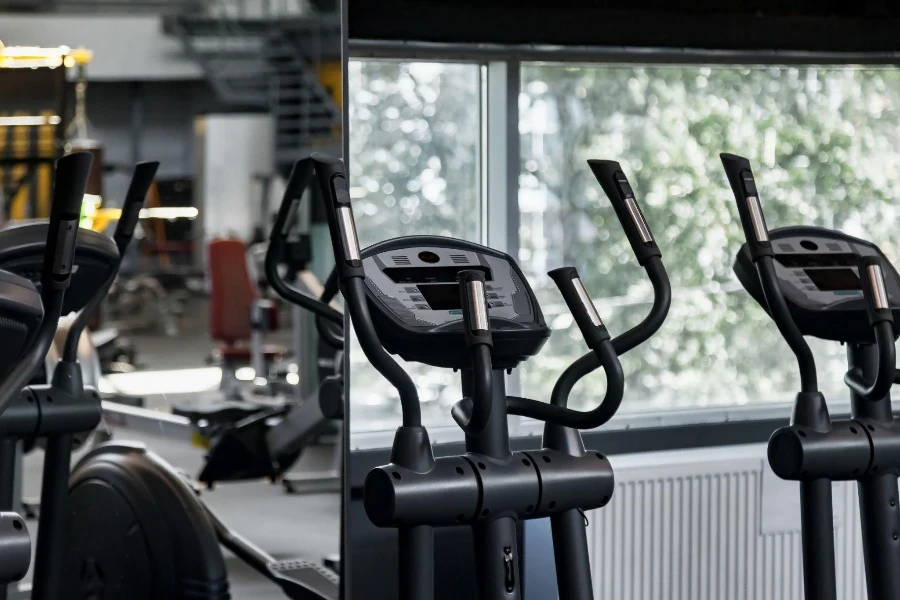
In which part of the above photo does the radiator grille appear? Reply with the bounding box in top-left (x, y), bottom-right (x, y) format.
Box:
top-left (587, 457), bottom-right (867, 599)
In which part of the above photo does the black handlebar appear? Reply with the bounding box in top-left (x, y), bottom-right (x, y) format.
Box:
top-left (42, 152), bottom-right (93, 294)
top-left (506, 267), bottom-right (626, 429)
top-left (310, 153), bottom-right (422, 428)
top-left (844, 257), bottom-right (896, 400)
top-left (266, 159), bottom-right (343, 326)
top-left (311, 153), bottom-right (365, 280)
top-left (548, 267), bottom-right (611, 352)
top-left (63, 161), bottom-right (157, 363)
top-left (113, 161), bottom-right (158, 256)
top-left (587, 160), bottom-right (661, 266)
top-left (720, 153), bottom-right (819, 394)
top-left (451, 270), bottom-right (493, 434)
top-left (546, 162), bottom-right (672, 410)
top-left (720, 153), bottom-right (774, 261)
top-left (0, 153), bottom-right (92, 413)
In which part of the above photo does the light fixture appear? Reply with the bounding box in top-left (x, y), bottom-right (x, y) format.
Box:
top-left (140, 207), bottom-right (199, 220)
top-left (0, 115), bottom-right (61, 127)
top-left (0, 45), bottom-right (91, 70)
top-left (235, 367), bottom-right (256, 382)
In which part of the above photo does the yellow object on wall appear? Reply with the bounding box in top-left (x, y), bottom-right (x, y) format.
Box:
top-left (0, 109), bottom-right (56, 219)
top-left (316, 60), bottom-right (343, 109)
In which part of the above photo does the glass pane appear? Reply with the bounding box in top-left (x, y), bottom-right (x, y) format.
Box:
top-left (348, 60), bottom-right (482, 432)
top-left (519, 64), bottom-right (900, 414)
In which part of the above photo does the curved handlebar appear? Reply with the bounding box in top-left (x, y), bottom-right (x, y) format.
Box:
top-left (844, 257), bottom-right (895, 400)
top-left (63, 161), bottom-right (158, 362)
top-left (549, 161), bottom-right (673, 410)
top-left (587, 159), bottom-right (661, 266)
top-left (113, 161), bottom-right (158, 256)
top-left (310, 153), bottom-right (422, 427)
top-left (0, 154), bottom-right (92, 413)
top-left (451, 270), bottom-right (493, 434)
top-left (720, 153), bottom-right (818, 393)
top-left (266, 159), bottom-right (343, 325)
top-left (43, 152), bottom-right (93, 294)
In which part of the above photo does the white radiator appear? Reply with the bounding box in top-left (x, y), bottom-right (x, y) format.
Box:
top-left (587, 444), bottom-right (868, 600)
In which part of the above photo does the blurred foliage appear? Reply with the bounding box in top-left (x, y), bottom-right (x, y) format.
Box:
top-left (347, 59), bottom-right (900, 431)
top-left (520, 64), bottom-right (900, 410)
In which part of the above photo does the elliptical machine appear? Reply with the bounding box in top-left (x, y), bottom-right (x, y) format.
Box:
top-left (0, 156), bottom-right (338, 599)
top-left (723, 153), bottom-right (900, 600)
top-left (191, 159), bottom-right (345, 491)
top-left (0, 152), bottom-right (97, 600)
top-left (305, 153), bottom-right (671, 599)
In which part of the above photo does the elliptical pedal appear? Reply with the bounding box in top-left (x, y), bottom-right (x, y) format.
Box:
top-left (267, 559), bottom-right (340, 600)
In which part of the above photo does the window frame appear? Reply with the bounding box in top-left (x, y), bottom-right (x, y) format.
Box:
top-left (344, 43), bottom-right (900, 442)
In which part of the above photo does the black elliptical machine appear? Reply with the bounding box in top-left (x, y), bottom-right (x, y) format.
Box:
top-left (305, 153), bottom-right (670, 600)
top-left (191, 160), bottom-right (345, 489)
top-left (0, 156), bottom-right (337, 599)
top-left (723, 153), bottom-right (900, 600)
top-left (0, 152), bottom-right (97, 600)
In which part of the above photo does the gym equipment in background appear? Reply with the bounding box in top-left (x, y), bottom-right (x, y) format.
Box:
top-left (205, 237), bottom-right (286, 398)
top-left (724, 153), bottom-right (900, 600)
top-left (309, 153), bottom-right (671, 600)
top-left (0, 157), bottom-right (337, 600)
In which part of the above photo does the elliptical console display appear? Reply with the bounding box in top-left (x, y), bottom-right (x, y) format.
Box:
top-left (733, 226), bottom-right (900, 343)
top-left (359, 237), bottom-right (549, 369)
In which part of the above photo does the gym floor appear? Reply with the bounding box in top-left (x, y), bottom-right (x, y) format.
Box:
top-left (19, 298), bottom-right (341, 599)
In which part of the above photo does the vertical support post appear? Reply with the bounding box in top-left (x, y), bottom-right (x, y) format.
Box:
top-left (31, 434), bottom-right (74, 600)
top-left (462, 371), bottom-right (521, 600)
top-left (0, 438), bottom-right (17, 600)
top-left (848, 342), bottom-right (900, 600)
top-left (339, 4), bottom-right (350, 600)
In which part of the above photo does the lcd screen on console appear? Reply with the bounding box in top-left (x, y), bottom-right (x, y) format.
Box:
top-left (418, 284), bottom-right (462, 310)
top-left (384, 265), bottom-right (491, 284)
top-left (805, 268), bottom-right (861, 291)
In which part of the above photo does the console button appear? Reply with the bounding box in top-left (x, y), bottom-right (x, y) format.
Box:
top-left (740, 171), bottom-right (758, 195)
top-left (614, 172), bottom-right (634, 198)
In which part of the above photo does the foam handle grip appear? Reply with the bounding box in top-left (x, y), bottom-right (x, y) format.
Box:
top-left (311, 152), bottom-right (365, 279)
top-left (720, 153), bottom-right (773, 261)
top-left (548, 266), bottom-right (611, 351)
top-left (587, 159), bottom-right (661, 266)
top-left (113, 161), bottom-right (159, 255)
top-left (272, 158), bottom-right (315, 242)
top-left (43, 152), bottom-right (93, 288)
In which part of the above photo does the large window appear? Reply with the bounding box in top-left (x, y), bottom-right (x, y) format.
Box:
top-left (347, 58), bottom-right (900, 434)
top-left (519, 64), bottom-right (900, 413)
top-left (348, 60), bottom-right (482, 432)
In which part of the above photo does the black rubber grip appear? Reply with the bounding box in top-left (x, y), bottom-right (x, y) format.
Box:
top-left (720, 153), bottom-right (773, 261)
top-left (548, 266), bottom-right (610, 350)
top-left (587, 159), bottom-right (660, 266)
top-left (50, 152), bottom-right (93, 223)
top-left (113, 160), bottom-right (158, 254)
top-left (43, 152), bottom-right (93, 288)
